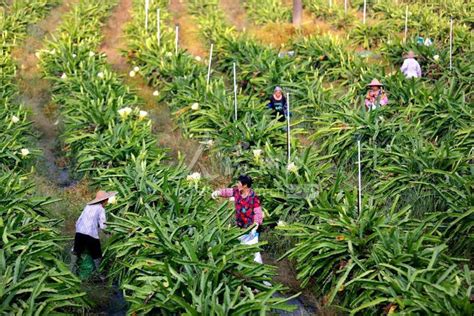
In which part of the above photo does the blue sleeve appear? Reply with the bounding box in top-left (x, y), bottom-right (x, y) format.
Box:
top-left (267, 98), bottom-right (274, 109)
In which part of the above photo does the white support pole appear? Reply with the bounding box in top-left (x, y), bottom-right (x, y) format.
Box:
top-left (175, 25), bottom-right (179, 55)
top-left (206, 44), bottom-right (214, 86)
top-left (363, 0), bottom-right (367, 24)
top-left (286, 93), bottom-right (291, 164)
top-left (344, 0), bottom-right (348, 14)
top-left (157, 8), bottom-right (161, 46)
top-left (145, 0), bottom-right (150, 32)
top-left (233, 63), bottom-right (238, 122)
top-left (357, 140), bottom-right (362, 216)
top-left (449, 18), bottom-right (453, 70)
top-left (329, 0), bottom-right (332, 8)
top-left (404, 6), bottom-right (408, 43)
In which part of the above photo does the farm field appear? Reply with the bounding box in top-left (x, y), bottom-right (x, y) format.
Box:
top-left (1, 0), bottom-right (472, 314)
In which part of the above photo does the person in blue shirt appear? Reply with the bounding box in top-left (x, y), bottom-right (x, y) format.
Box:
top-left (267, 86), bottom-right (288, 122)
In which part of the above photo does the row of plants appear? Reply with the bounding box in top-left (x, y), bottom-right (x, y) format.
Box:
top-left (244, 0), bottom-right (292, 25)
top-left (38, 0), bottom-right (294, 313)
top-left (0, 1), bottom-right (88, 313)
top-left (132, 0), bottom-right (473, 314)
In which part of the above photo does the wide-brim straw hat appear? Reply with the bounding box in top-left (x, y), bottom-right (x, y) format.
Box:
top-left (87, 190), bottom-right (117, 205)
top-left (405, 50), bottom-right (416, 58)
top-left (367, 79), bottom-right (384, 87)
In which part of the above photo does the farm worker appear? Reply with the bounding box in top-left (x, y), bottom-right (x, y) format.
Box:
top-left (211, 175), bottom-right (264, 263)
top-left (365, 79), bottom-right (388, 111)
top-left (400, 51), bottom-right (422, 78)
top-left (267, 86), bottom-right (288, 122)
top-left (70, 190), bottom-right (116, 280)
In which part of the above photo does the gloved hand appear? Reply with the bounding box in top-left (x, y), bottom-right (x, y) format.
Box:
top-left (211, 190), bottom-right (221, 199)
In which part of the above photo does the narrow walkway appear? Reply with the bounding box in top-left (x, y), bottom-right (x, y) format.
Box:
top-left (99, 0), bottom-right (212, 174)
top-left (12, 0), bottom-right (79, 187)
top-left (168, 0), bottom-right (208, 56)
top-left (219, 0), bottom-right (248, 31)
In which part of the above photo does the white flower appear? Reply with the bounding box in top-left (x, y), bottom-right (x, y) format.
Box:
top-left (133, 66), bottom-right (140, 72)
top-left (11, 116), bottom-right (20, 124)
top-left (61, 73), bottom-right (67, 79)
top-left (35, 51), bottom-right (41, 59)
top-left (89, 51), bottom-right (95, 57)
top-left (129, 70), bottom-right (136, 77)
top-left (138, 110), bottom-right (148, 120)
top-left (205, 139), bottom-right (214, 147)
top-left (72, 54), bottom-right (77, 58)
top-left (108, 195), bottom-right (117, 204)
top-left (153, 90), bottom-right (159, 96)
top-left (433, 54), bottom-right (440, 62)
top-left (277, 220), bottom-right (286, 227)
top-left (191, 102), bottom-right (199, 110)
top-left (186, 172), bottom-right (201, 183)
top-left (195, 56), bottom-right (202, 62)
top-left (20, 148), bottom-right (30, 157)
top-left (287, 162), bottom-right (298, 173)
top-left (97, 72), bottom-right (105, 79)
top-left (253, 149), bottom-right (263, 158)
top-left (117, 107), bottom-right (133, 119)
top-left (165, 51), bottom-right (173, 57)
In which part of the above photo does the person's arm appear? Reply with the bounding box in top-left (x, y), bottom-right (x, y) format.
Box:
top-left (365, 94), bottom-right (372, 107)
top-left (98, 207), bottom-right (106, 230)
top-left (212, 188), bottom-right (234, 199)
top-left (380, 93), bottom-right (388, 106)
top-left (253, 195), bottom-right (263, 225)
top-left (283, 97), bottom-right (289, 117)
top-left (400, 59), bottom-right (408, 73)
top-left (267, 97), bottom-right (274, 109)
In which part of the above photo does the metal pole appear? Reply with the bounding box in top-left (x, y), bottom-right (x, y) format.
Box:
top-left (363, 0), bottom-right (367, 24)
top-left (145, 0), bottom-right (149, 32)
top-left (233, 63), bottom-right (238, 121)
top-left (329, 0), bottom-right (332, 8)
top-left (206, 44), bottom-right (214, 86)
top-left (287, 93), bottom-right (291, 164)
top-left (449, 18), bottom-right (453, 70)
top-left (404, 6), bottom-right (408, 43)
top-left (175, 25), bottom-right (179, 55)
top-left (157, 8), bottom-right (161, 46)
top-left (344, 0), bottom-right (348, 14)
top-left (357, 140), bottom-right (362, 216)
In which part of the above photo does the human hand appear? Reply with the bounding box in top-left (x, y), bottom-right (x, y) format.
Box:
top-left (211, 190), bottom-right (221, 199)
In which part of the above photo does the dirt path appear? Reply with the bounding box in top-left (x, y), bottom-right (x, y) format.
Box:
top-left (12, 0), bottom-right (79, 186)
top-left (99, 0), bottom-right (220, 180)
top-left (219, 0), bottom-right (248, 31)
top-left (168, 0), bottom-right (208, 57)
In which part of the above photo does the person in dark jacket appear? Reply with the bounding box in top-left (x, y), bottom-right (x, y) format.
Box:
top-left (267, 86), bottom-right (288, 122)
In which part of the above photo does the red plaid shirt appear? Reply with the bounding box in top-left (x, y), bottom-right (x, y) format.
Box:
top-left (219, 187), bottom-right (263, 228)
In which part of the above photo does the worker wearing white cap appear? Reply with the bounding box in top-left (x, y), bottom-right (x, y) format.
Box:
top-left (267, 86), bottom-right (288, 122)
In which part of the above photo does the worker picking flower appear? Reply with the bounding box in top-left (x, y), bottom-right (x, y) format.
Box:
top-left (211, 175), bottom-right (264, 264)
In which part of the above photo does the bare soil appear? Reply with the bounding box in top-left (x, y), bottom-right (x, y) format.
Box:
top-left (168, 0), bottom-right (208, 57)
top-left (12, 0), bottom-right (80, 186)
top-left (219, 0), bottom-right (248, 31)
